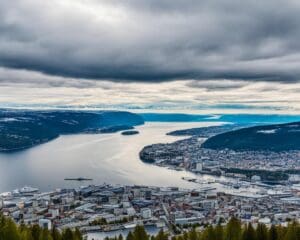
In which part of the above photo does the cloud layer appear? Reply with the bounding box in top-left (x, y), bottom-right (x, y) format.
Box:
top-left (1, 0), bottom-right (300, 82)
top-left (0, 67), bottom-right (299, 114)
top-left (0, 0), bottom-right (300, 113)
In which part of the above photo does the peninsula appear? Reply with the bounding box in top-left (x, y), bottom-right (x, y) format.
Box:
top-left (0, 109), bottom-right (144, 152)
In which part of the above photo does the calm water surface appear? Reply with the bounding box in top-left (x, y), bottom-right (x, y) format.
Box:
top-left (0, 122), bottom-right (222, 192)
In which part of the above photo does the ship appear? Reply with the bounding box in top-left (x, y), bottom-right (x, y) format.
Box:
top-left (64, 177), bottom-right (93, 181)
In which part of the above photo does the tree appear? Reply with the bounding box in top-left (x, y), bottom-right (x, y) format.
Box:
top-left (2, 218), bottom-right (20, 240)
top-left (20, 228), bottom-right (34, 240)
top-left (201, 226), bottom-right (215, 240)
top-left (268, 225), bottom-right (277, 240)
top-left (284, 222), bottom-right (298, 240)
top-left (215, 224), bottom-right (224, 240)
top-left (183, 231), bottom-right (189, 240)
top-left (189, 227), bottom-right (199, 240)
top-left (242, 223), bottom-right (256, 240)
top-left (31, 225), bottom-right (42, 240)
top-left (132, 225), bottom-right (149, 240)
top-left (126, 231), bottom-right (134, 240)
top-left (0, 215), bottom-right (7, 240)
top-left (51, 227), bottom-right (62, 240)
top-left (62, 228), bottom-right (73, 240)
top-left (276, 225), bottom-right (287, 240)
top-left (155, 229), bottom-right (168, 240)
top-left (256, 224), bottom-right (268, 240)
top-left (74, 228), bottom-right (82, 240)
top-left (224, 217), bottom-right (241, 240)
top-left (39, 228), bottom-right (53, 240)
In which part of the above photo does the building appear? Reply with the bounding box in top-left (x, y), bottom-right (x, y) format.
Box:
top-left (38, 219), bottom-right (52, 230)
top-left (141, 208), bottom-right (152, 219)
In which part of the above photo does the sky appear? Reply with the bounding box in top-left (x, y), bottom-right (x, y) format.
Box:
top-left (0, 0), bottom-right (300, 113)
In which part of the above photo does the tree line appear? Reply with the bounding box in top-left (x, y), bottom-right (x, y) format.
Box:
top-left (0, 214), bottom-right (82, 240)
top-left (1, 215), bottom-right (300, 240)
top-left (104, 218), bottom-right (300, 240)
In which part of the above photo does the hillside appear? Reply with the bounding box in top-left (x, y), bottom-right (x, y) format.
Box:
top-left (202, 121), bottom-right (300, 151)
top-left (0, 109), bottom-right (144, 152)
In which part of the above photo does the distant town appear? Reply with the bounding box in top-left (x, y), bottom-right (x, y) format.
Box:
top-left (140, 126), bottom-right (300, 184)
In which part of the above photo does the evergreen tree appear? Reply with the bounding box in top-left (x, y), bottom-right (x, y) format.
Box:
top-left (207, 226), bottom-right (216, 240)
top-left (39, 228), bottom-right (53, 240)
top-left (256, 224), bottom-right (268, 240)
top-left (20, 228), bottom-right (34, 240)
top-left (224, 217), bottom-right (241, 240)
top-left (74, 228), bottom-right (82, 240)
top-left (276, 225), bottom-right (287, 240)
top-left (51, 227), bottom-right (62, 240)
top-left (284, 222), bottom-right (298, 240)
top-left (2, 218), bottom-right (20, 240)
top-left (0, 215), bottom-right (6, 240)
top-left (268, 225), bottom-right (277, 240)
top-left (189, 227), bottom-right (199, 240)
top-left (155, 229), bottom-right (168, 240)
top-left (215, 224), bottom-right (224, 240)
top-left (31, 225), bottom-right (42, 240)
top-left (132, 225), bottom-right (149, 240)
top-left (296, 223), bottom-right (300, 240)
top-left (62, 228), bottom-right (74, 240)
top-left (183, 231), bottom-right (189, 240)
top-left (126, 231), bottom-right (134, 240)
top-left (242, 223), bottom-right (256, 240)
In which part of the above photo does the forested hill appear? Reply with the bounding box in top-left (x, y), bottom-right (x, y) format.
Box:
top-left (0, 109), bottom-right (144, 152)
top-left (202, 121), bottom-right (300, 151)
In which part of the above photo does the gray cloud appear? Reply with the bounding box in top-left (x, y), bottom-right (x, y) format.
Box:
top-left (0, 0), bottom-right (300, 82)
top-left (186, 80), bottom-right (248, 91)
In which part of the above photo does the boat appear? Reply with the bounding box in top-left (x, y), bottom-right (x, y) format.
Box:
top-left (64, 177), bottom-right (93, 181)
top-left (16, 186), bottom-right (39, 195)
top-left (0, 191), bottom-right (13, 200)
top-left (124, 222), bottom-right (137, 229)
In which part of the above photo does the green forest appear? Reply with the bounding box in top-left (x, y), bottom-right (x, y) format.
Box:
top-left (104, 218), bottom-right (300, 240)
top-left (0, 214), bottom-right (82, 240)
top-left (1, 215), bottom-right (300, 240)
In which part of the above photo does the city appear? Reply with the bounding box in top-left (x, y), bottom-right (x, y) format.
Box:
top-left (1, 181), bottom-right (300, 239)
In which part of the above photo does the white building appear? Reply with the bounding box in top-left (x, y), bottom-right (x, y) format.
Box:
top-left (39, 219), bottom-right (52, 230)
top-left (49, 208), bottom-right (59, 218)
top-left (141, 208), bottom-right (152, 219)
top-left (196, 162), bottom-right (203, 171)
top-left (127, 207), bottom-right (136, 216)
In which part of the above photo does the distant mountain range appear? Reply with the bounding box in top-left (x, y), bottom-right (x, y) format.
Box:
top-left (0, 110), bottom-right (144, 152)
top-left (140, 113), bottom-right (300, 124)
top-left (202, 121), bottom-right (300, 151)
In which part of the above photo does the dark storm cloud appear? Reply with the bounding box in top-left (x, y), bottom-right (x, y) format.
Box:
top-left (1, 0), bottom-right (300, 82)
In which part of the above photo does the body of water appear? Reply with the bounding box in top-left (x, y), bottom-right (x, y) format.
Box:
top-left (0, 122), bottom-right (223, 192)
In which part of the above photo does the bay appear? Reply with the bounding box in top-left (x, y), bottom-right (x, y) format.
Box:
top-left (0, 122), bottom-right (222, 192)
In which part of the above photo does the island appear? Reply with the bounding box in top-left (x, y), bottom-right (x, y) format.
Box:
top-left (0, 109), bottom-right (144, 152)
top-left (121, 130), bottom-right (139, 135)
